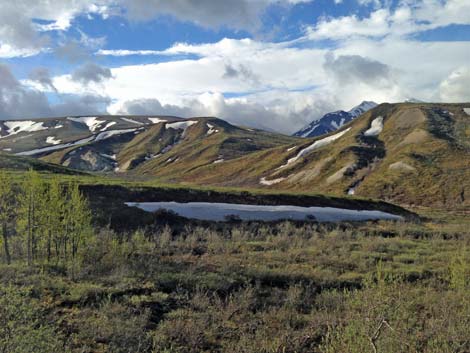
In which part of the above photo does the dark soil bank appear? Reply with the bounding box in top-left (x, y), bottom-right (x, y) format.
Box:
top-left (80, 184), bottom-right (418, 232)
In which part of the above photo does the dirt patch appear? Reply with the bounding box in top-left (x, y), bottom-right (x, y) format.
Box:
top-left (397, 129), bottom-right (429, 147)
top-left (327, 163), bottom-right (355, 184)
top-left (287, 157), bottom-right (332, 183)
top-left (389, 161), bottom-right (416, 172)
top-left (394, 108), bottom-right (426, 129)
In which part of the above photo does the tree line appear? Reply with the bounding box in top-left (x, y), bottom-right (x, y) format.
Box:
top-left (0, 170), bottom-right (91, 275)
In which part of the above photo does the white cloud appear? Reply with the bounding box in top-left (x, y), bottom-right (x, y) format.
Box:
top-left (0, 0), bottom-right (313, 58)
top-left (121, 0), bottom-right (312, 31)
top-left (41, 32), bottom-right (470, 133)
top-left (4, 0), bottom-right (470, 133)
top-left (307, 9), bottom-right (391, 40)
top-left (0, 63), bottom-right (109, 119)
top-left (439, 66), bottom-right (470, 102)
top-left (0, 1), bottom-right (111, 57)
top-left (306, 1), bottom-right (470, 40)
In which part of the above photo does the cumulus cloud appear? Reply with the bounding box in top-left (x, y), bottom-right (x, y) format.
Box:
top-left (0, 64), bottom-right (51, 118)
top-left (114, 91), bottom-right (338, 134)
top-left (121, 0), bottom-right (311, 32)
top-left (223, 63), bottom-right (260, 85)
top-left (306, 1), bottom-right (470, 40)
top-left (0, 63), bottom-right (108, 119)
top-left (439, 67), bottom-right (470, 102)
top-left (0, 0), bottom-right (312, 58)
top-left (28, 67), bottom-right (57, 92)
top-left (2, 0), bottom-right (470, 133)
top-left (117, 98), bottom-right (191, 117)
top-left (48, 32), bottom-right (470, 132)
top-left (0, 0), bottom-right (111, 58)
top-left (71, 62), bottom-right (113, 85)
top-left (323, 53), bottom-right (393, 87)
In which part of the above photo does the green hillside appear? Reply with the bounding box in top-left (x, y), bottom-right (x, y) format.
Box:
top-left (1, 104), bottom-right (470, 208)
top-left (169, 103), bottom-right (470, 208)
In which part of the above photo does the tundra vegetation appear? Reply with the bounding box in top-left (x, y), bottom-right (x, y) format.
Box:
top-left (0, 170), bottom-right (469, 352)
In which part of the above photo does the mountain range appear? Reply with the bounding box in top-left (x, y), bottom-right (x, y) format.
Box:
top-left (293, 101), bottom-right (378, 138)
top-left (1, 102), bottom-right (470, 208)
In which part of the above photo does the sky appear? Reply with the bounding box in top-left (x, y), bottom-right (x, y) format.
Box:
top-left (0, 0), bottom-right (469, 134)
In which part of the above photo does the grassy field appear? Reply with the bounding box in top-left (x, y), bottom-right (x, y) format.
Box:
top-left (1, 207), bottom-right (470, 352)
top-left (0, 167), bottom-right (469, 352)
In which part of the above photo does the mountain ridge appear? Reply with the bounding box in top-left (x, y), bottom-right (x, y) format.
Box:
top-left (1, 102), bottom-right (470, 208)
top-left (293, 101), bottom-right (378, 138)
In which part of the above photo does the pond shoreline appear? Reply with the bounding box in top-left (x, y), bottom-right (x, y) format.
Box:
top-left (79, 184), bottom-right (418, 231)
top-left (126, 201), bottom-right (404, 222)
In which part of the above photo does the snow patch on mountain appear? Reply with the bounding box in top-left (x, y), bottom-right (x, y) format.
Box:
top-left (46, 136), bottom-right (61, 145)
top-left (206, 123), bottom-right (219, 135)
top-left (101, 121), bottom-right (117, 131)
top-left (148, 118), bottom-right (167, 124)
top-left (16, 128), bottom-right (139, 156)
top-left (364, 116), bottom-right (384, 136)
top-left (121, 117), bottom-right (145, 125)
top-left (16, 135), bottom-right (96, 156)
top-left (463, 108), bottom-right (470, 116)
top-left (68, 117), bottom-right (105, 132)
top-left (260, 177), bottom-right (286, 185)
top-left (95, 128), bottom-right (139, 141)
top-left (1, 121), bottom-right (47, 138)
top-left (166, 121), bottom-right (198, 137)
top-left (281, 128), bottom-right (351, 168)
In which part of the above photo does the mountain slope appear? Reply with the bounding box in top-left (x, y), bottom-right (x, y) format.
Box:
top-left (175, 103), bottom-right (470, 208)
top-left (2, 104), bottom-right (470, 208)
top-left (293, 101), bottom-right (377, 138)
top-left (0, 115), bottom-right (300, 174)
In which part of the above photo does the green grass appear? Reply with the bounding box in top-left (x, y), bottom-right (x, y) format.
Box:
top-left (1, 219), bottom-right (470, 352)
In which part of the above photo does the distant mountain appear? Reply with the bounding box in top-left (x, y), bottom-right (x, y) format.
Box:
top-left (293, 101), bottom-right (378, 138)
top-left (3, 103), bottom-right (470, 208)
top-left (348, 101), bottom-right (378, 118)
top-left (0, 115), bottom-right (298, 173)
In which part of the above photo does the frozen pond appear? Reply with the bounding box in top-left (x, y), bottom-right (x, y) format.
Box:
top-left (125, 201), bottom-right (403, 222)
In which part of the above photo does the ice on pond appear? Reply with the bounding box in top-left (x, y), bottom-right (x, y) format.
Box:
top-left (126, 201), bottom-right (403, 222)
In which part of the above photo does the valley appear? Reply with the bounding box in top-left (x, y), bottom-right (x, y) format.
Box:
top-left (2, 2), bottom-right (469, 351)
top-left (3, 102), bottom-right (468, 209)
top-left (1, 102), bottom-right (469, 353)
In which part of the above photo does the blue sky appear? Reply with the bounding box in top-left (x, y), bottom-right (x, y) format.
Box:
top-left (0, 0), bottom-right (469, 133)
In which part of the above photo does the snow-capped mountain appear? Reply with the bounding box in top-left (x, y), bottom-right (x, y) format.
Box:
top-left (293, 101), bottom-right (378, 138)
top-left (0, 115), bottom-right (297, 173)
top-left (348, 101), bottom-right (378, 118)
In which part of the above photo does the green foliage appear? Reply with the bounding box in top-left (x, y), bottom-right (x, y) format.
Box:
top-left (1, 170), bottom-right (92, 278)
top-left (0, 171), bottom-right (17, 264)
top-left (0, 285), bottom-right (65, 353)
top-left (0, 179), bottom-right (470, 352)
top-left (449, 249), bottom-right (470, 290)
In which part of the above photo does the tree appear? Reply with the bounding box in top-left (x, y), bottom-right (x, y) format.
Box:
top-left (0, 171), bottom-right (17, 265)
top-left (64, 182), bottom-right (92, 279)
top-left (19, 169), bottom-right (43, 266)
top-left (37, 178), bottom-right (64, 263)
